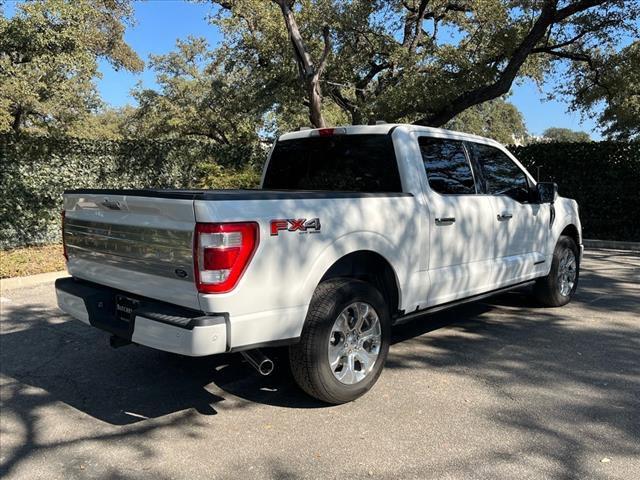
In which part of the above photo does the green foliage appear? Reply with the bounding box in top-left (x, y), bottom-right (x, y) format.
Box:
top-left (66, 106), bottom-right (136, 140)
top-left (446, 99), bottom-right (528, 145)
top-left (212, 0), bottom-right (638, 131)
top-left (0, 134), bottom-right (262, 248)
top-left (512, 141), bottom-right (640, 241)
top-left (567, 41), bottom-right (640, 140)
top-left (0, 0), bottom-right (143, 134)
top-left (541, 128), bottom-right (591, 143)
top-left (129, 36), bottom-right (265, 145)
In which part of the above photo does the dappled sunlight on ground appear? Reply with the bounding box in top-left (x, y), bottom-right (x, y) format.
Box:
top-left (0, 249), bottom-right (638, 479)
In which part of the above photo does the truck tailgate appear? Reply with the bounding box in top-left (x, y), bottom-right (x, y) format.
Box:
top-left (63, 192), bottom-right (199, 310)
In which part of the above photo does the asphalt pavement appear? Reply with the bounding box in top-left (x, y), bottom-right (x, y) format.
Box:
top-left (1, 248), bottom-right (638, 479)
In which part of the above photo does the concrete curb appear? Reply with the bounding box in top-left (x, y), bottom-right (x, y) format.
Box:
top-left (584, 239), bottom-right (640, 252)
top-left (1, 270), bottom-right (68, 292)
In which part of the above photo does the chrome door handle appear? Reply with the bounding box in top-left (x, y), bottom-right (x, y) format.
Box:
top-left (497, 212), bottom-right (513, 221)
top-left (435, 217), bottom-right (456, 225)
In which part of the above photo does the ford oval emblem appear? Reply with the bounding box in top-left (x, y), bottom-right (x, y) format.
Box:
top-left (174, 268), bottom-right (188, 279)
top-left (102, 198), bottom-right (122, 210)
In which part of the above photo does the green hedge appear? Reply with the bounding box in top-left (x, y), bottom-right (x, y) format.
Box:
top-left (511, 141), bottom-right (640, 242)
top-left (1, 135), bottom-right (638, 249)
top-left (0, 134), bottom-right (261, 248)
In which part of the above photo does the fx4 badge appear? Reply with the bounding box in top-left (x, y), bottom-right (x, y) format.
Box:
top-left (270, 218), bottom-right (321, 236)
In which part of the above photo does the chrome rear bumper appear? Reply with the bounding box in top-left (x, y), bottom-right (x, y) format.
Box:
top-left (55, 277), bottom-right (227, 356)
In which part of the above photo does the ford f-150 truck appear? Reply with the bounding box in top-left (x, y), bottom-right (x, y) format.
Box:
top-left (56, 124), bottom-right (583, 404)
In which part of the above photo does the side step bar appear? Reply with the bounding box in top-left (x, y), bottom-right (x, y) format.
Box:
top-left (393, 280), bottom-right (536, 326)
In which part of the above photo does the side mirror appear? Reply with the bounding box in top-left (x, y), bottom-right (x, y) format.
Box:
top-left (536, 182), bottom-right (558, 204)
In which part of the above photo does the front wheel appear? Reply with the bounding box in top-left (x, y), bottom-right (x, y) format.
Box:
top-left (289, 279), bottom-right (391, 404)
top-left (533, 235), bottom-right (580, 307)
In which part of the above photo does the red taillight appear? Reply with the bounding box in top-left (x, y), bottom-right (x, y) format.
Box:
top-left (62, 210), bottom-right (68, 261)
top-left (194, 222), bottom-right (259, 294)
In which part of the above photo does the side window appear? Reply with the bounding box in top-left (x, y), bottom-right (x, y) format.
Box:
top-left (418, 137), bottom-right (476, 195)
top-left (468, 143), bottom-right (531, 203)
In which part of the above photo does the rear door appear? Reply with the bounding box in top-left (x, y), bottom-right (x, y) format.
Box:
top-left (418, 136), bottom-right (496, 305)
top-left (466, 142), bottom-right (548, 286)
top-left (63, 191), bottom-right (199, 310)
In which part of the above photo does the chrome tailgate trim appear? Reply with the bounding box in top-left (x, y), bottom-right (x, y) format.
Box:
top-left (65, 217), bottom-right (194, 281)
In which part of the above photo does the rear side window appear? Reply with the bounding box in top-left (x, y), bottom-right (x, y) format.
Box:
top-left (467, 143), bottom-right (530, 203)
top-left (418, 137), bottom-right (476, 195)
top-left (262, 134), bottom-right (402, 192)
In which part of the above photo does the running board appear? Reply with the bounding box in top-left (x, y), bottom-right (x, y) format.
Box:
top-left (393, 280), bottom-right (536, 326)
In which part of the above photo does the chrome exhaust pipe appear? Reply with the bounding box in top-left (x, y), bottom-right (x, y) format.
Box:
top-left (241, 349), bottom-right (274, 376)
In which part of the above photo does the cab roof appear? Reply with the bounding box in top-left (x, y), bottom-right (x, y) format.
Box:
top-left (278, 123), bottom-right (504, 148)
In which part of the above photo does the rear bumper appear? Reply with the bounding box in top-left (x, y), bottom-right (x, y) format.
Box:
top-left (55, 277), bottom-right (227, 356)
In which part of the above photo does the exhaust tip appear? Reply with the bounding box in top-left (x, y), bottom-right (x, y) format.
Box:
top-left (241, 350), bottom-right (274, 376)
top-left (259, 359), bottom-right (274, 376)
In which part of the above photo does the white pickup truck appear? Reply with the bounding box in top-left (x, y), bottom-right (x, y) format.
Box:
top-left (56, 124), bottom-right (583, 403)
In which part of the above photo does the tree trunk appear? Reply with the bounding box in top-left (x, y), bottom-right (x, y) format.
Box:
top-left (307, 78), bottom-right (325, 128)
top-left (12, 107), bottom-right (23, 132)
top-left (273, 0), bottom-right (330, 128)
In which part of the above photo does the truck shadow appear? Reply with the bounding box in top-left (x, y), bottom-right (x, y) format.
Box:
top-left (0, 290), bottom-right (525, 428)
top-left (2, 265), bottom-right (638, 424)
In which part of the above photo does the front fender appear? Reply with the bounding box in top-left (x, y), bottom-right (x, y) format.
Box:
top-left (549, 197), bottom-right (582, 254)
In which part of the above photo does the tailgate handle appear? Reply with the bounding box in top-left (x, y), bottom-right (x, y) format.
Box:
top-left (435, 217), bottom-right (456, 225)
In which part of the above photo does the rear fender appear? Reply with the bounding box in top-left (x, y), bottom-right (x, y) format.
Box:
top-left (299, 231), bottom-right (407, 315)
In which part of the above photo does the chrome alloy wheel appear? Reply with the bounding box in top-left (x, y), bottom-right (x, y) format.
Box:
top-left (558, 248), bottom-right (577, 297)
top-left (328, 302), bottom-right (382, 385)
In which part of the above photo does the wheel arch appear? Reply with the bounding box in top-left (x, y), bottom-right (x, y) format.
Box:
top-left (299, 231), bottom-right (409, 315)
top-left (319, 250), bottom-right (401, 316)
top-left (560, 223), bottom-right (581, 246)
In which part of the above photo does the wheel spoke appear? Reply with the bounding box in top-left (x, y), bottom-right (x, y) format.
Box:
top-left (328, 344), bottom-right (344, 370)
top-left (335, 312), bottom-right (349, 335)
top-left (337, 354), bottom-right (356, 384)
top-left (353, 303), bottom-right (369, 333)
top-left (355, 349), bottom-right (378, 373)
top-left (359, 331), bottom-right (377, 343)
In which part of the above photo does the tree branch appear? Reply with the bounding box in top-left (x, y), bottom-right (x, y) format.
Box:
top-left (409, 0), bottom-right (430, 51)
top-left (414, 0), bottom-right (609, 126)
top-left (316, 25), bottom-right (331, 79)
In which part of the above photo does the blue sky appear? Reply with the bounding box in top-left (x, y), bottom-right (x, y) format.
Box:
top-left (6, 0), bottom-right (601, 138)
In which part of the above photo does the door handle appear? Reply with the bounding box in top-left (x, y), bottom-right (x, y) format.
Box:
top-left (497, 212), bottom-right (513, 221)
top-left (435, 217), bottom-right (456, 225)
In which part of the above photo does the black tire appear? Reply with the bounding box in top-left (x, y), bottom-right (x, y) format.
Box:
top-left (533, 235), bottom-right (580, 307)
top-left (289, 278), bottom-right (391, 404)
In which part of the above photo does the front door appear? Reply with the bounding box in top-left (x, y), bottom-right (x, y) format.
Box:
top-left (466, 142), bottom-right (549, 286)
top-left (418, 136), bottom-right (496, 306)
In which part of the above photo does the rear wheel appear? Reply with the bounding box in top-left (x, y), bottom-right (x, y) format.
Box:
top-left (289, 279), bottom-right (390, 404)
top-left (534, 235), bottom-right (580, 307)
